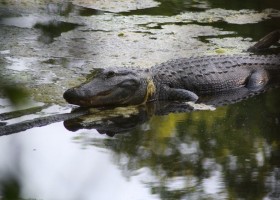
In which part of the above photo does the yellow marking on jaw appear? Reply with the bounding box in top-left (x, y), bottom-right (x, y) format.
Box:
top-left (143, 78), bottom-right (156, 104)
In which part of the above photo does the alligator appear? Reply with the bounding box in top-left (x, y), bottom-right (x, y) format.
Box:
top-left (63, 30), bottom-right (280, 107)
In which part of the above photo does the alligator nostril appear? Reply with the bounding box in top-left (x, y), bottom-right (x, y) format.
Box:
top-left (63, 88), bottom-right (78, 102)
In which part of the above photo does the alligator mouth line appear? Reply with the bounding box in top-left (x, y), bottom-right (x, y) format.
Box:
top-left (87, 89), bottom-right (114, 106)
top-left (96, 89), bottom-right (112, 97)
top-left (88, 88), bottom-right (132, 107)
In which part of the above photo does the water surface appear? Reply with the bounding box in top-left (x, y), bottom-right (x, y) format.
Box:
top-left (0, 0), bottom-right (279, 199)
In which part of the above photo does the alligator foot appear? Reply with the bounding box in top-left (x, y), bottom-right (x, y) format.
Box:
top-left (161, 86), bottom-right (199, 102)
top-left (246, 69), bottom-right (269, 91)
top-left (248, 30), bottom-right (280, 52)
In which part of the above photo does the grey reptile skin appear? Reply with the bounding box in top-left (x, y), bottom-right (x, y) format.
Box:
top-left (63, 30), bottom-right (280, 107)
top-left (151, 55), bottom-right (280, 101)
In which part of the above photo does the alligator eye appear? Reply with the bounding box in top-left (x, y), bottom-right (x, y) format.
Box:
top-left (105, 71), bottom-right (115, 79)
top-left (119, 79), bottom-right (139, 88)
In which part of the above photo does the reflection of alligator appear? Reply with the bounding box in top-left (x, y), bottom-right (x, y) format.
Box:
top-left (63, 86), bottom-right (279, 136)
top-left (0, 86), bottom-right (277, 136)
top-left (63, 30), bottom-right (280, 107)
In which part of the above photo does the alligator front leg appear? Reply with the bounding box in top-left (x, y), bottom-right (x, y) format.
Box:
top-left (248, 30), bottom-right (280, 52)
top-left (160, 86), bottom-right (199, 102)
top-left (246, 69), bottom-right (269, 91)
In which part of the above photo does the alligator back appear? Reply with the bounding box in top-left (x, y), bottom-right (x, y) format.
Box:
top-left (152, 55), bottom-right (280, 95)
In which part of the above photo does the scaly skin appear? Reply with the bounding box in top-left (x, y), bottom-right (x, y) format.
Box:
top-left (63, 30), bottom-right (280, 107)
top-left (63, 54), bottom-right (280, 107)
top-left (151, 55), bottom-right (280, 102)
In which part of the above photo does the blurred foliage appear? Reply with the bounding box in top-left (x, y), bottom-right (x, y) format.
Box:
top-left (1, 85), bottom-right (29, 106)
top-left (0, 61), bottom-right (29, 106)
top-left (0, 176), bottom-right (21, 200)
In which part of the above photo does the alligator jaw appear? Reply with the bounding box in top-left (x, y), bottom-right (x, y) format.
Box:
top-left (63, 87), bottom-right (122, 107)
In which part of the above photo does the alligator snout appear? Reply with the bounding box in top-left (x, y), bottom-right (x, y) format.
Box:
top-left (63, 88), bottom-right (81, 104)
top-left (63, 85), bottom-right (115, 107)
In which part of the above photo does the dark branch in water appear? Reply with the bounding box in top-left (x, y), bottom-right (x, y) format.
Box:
top-left (0, 105), bottom-right (48, 121)
top-left (248, 30), bottom-right (280, 52)
top-left (0, 109), bottom-right (89, 136)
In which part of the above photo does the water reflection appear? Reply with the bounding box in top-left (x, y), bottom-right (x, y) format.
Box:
top-left (75, 88), bottom-right (280, 199)
top-left (46, 2), bottom-right (108, 16)
top-left (34, 20), bottom-right (80, 44)
top-left (119, 0), bottom-right (280, 15)
top-left (0, 122), bottom-right (156, 200)
top-left (0, 2), bottom-right (107, 44)
top-left (1, 89), bottom-right (279, 198)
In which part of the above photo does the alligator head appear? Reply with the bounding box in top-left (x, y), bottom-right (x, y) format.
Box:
top-left (63, 68), bottom-right (155, 107)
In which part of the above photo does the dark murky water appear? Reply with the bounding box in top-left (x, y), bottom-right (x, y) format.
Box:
top-left (0, 0), bottom-right (279, 199)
